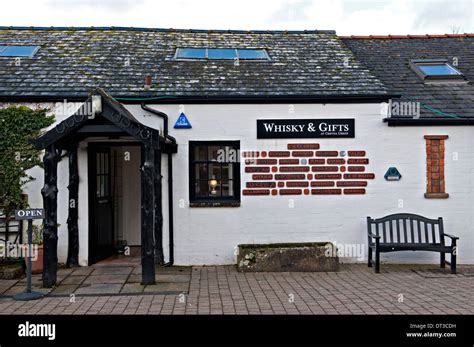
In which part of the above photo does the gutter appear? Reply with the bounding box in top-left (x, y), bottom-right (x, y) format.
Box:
top-left (0, 93), bottom-right (397, 104)
top-left (141, 103), bottom-right (177, 267)
top-left (384, 117), bottom-right (474, 126)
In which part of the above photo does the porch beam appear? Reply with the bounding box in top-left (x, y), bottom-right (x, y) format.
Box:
top-left (66, 144), bottom-right (79, 267)
top-left (154, 149), bottom-right (164, 265)
top-left (141, 145), bottom-right (156, 284)
top-left (41, 144), bottom-right (61, 288)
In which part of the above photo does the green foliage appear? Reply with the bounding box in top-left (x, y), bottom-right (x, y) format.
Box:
top-left (0, 106), bottom-right (55, 213)
top-left (32, 224), bottom-right (43, 245)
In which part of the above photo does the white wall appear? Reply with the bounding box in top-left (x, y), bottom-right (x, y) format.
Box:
top-left (17, 102), bottom-right (474, 266)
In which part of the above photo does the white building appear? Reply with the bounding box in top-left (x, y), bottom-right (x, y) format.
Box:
top-left (1, 28), bottom-right (473, 286)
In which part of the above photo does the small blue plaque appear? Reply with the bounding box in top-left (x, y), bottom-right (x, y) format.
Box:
top-left (174, 113), bottom-right (192, 129)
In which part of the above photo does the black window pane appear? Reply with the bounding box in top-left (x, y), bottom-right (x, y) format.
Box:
top-left (208, 146), bottom-right (221, 161)
top-left (208, 163), bottom-right (221, 180)
top-left (194, 146), bottom-right (208, 161)
top-left (195, 163), bottom-right (209, 180)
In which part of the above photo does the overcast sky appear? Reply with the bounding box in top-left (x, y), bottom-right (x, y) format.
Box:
top-left (1, 0), bottom-right (472, 35)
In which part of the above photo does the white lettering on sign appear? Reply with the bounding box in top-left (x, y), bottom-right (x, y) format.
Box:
top-left (319, 122), bottom-right (350, 133)
top-left (18, 321), bottom-right (56, 341)
top-left (263, 123), bottom-right (306, 133)
top-left (15, 209), bottom-right (44, 220)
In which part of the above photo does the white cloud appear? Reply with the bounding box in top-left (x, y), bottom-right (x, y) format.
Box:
top-left (0, 0), bottom-right (472, 35)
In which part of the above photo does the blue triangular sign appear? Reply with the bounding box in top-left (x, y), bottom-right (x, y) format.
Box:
top-left (174, 113), bottom-right (192, 129)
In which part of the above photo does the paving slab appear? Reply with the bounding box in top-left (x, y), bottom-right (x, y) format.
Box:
top-left (144, 282), bottom-right (189, 293)
top-left (70, 268), bottom-right (94, 276)
top-left (92, 267), bottom-right (133, 275)
top-left (156, 274), bottom-right (191, 283)
top-left (120, 283), bottom-right (145, 294)
top-left (126, 274), bottom-right (142, 283)
top-left (83, 274), bottom-right (129, 285)
top-left (50, 284), bottom-right (79, 295)
top-left (60, 276), bottom-right (86, 285)
top-left (75, 283), bottom-right (123, 295)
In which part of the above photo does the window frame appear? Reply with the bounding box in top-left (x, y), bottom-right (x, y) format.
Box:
top-left (0, 45), bottom-right (40, 58)
top-left (409, 59), bottom-right (466, 82)
top-left (174, 48), bottom-right (270, 61)
top-left (189, 140), bottom-right (241, 205)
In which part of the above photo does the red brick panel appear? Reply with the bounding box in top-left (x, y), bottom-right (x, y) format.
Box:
top-left (348, 166), bottom-right (366, 172)
top-left (312, 166), bottom-right (339, 172)
top-left (280, 189), bottom-right (303, 195)
top-left (246, 182), bottom-right (276, 188)
top-left (280, 166), bottom-right (310, 172)
top-left (242, 151), bottom-right (260, 158)
top-left (344, 189), bottom-right (366, 195)
top-left (348, 159), bottom-right (369, 165)
top-left (343, 173), bottom-right (375, 179)
top-left (275, 174), bottom-right (306, 180)
top-left (337, 181), bottom-right (368, 187)
top-left (292, 151), bottom-right (314, 157)
top-left (425, 135), bottom-right (448, 197)
top-left (252, 159), bottom-right (278, 165)
top-left (311, 189), bottom-right (342, 195)
top-left (327, 159), bottom-right (346, 165)
top-left (287, 181), bottom-right (309, 188)
top-left (348, 151), bottom-right (366, 157)
top-left (252, 174), bottom-right (273, 180)
top-left (316, 151), bottom-right (339, 157)
top-left (268, 151), bottom-right (291, 157)
top-left (311, 181), bottom-right (336, 187)
top-left (288, 143), bottom-right (320, 150)
top-left (245, 167), bottom-right (270, 173)
top-left (314, 174), bottom-right (342, 180)
top-left (309, 159), bottom-right (325, 165)
top-left (243, 189), bottom-right (270, 196)
top-left (279, 159), bottom-right (300, 165)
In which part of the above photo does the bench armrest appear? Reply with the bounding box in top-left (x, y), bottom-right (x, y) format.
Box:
top-left (443, 233), bottom-right (459, 240)
top-left (368, 232), bottom-right (381, 240)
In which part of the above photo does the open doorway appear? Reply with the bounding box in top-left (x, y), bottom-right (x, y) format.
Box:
top-left (88, 143), bottom-right (142, 265)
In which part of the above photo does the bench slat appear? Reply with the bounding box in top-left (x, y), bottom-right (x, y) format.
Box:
top-left (410, 218), bottom-right (415, 243)
top-left (431, 223), bottom-right (437, 244)
top-left (382, 221), bottom-right (387, 243)
top-left (417, 219), bottom-right (422, 244)
top-left (403, 218), bottom-right (408, 243)
top-left (424, 222), bottom-right (429, 244)
top-left (396, 219), bottom-right (401, 243)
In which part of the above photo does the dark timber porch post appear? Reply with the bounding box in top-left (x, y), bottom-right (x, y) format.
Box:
top-left (66, 144), bottom-right (79, 267)
top-left (154, 149), bottom-right (164, 265)
top-left (141, 145), bottom-right (156, 284)
top-left (41, 144), bottom-right (61, 288)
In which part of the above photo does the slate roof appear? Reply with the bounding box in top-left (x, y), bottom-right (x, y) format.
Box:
top-left (0, 27), bottom-right (389, 100)
top-left (341, 36), bottom-right (474, 118)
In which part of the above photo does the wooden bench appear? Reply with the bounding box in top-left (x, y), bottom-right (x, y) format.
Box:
top-left (367, 213), bottom-right (458, 274)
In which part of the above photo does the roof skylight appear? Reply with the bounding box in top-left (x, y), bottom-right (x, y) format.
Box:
top-left (0, 45), bottom-right (40, 57)
top-left (175, 48), bottom-right (270, 61)
top-left (410, 59), bottom-right (465, 82)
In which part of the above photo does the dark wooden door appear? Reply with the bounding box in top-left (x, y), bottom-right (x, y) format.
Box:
top-left (89, 146), bottom-right (114, 264)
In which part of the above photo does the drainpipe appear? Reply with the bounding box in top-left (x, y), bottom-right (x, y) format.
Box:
top-left (141, 103), bottom-right (176, 266)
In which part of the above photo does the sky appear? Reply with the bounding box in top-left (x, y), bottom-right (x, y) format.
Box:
top-left (0, 0), bottom-right (472, 35)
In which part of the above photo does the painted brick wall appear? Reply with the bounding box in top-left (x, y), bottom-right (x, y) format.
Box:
top-left (243, 145), bottom-right (374, 196)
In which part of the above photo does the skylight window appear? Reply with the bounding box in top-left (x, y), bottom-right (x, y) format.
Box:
top-left (410, 59), bottom-right (465, 82)
top-left (175, 48), bottom-right (270, 61)
top-left (0, 45), bottom-right (40, 57)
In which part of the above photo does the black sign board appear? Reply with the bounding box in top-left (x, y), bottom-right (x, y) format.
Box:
top-left (15, 208), bottom-right (44, 220)
top-left (257, 119), bottom-right (355, 139)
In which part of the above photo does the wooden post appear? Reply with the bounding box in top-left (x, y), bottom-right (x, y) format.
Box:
top-left (154, 149), bottom-right (164, 265)
top-left (41, 144), bottom-right (60, 288)
top-left (66, 144), bottom-right (79, 267)
top-left (141, 145), bottom-right (156, 284)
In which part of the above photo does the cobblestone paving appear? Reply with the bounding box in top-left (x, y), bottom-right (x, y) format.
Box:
top-left (0, 264), bottom-right (472, 315)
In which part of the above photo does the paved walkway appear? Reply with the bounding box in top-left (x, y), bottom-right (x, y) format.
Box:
top-left (0, 264), bottom-right (472, 314)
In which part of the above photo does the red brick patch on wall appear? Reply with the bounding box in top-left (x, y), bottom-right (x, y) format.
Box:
top-left (280, 159), bottom-right (300, 165)
top-left (245, 167), bottom-right (270, 173)
top-left (424, 135), bottom-right (449, 199)
top-left (288, 143), bottom-right (320, 150)
top-left (280, 166), bottom-right (310, 172)
top-left (316, 151), bottom-right (339, 157)
top-left (292, 151), bottom-right (314, 157)
top-left (269, 151), bottom-right (291, 157)
top-left (243, 143), bottom-right (374, 197)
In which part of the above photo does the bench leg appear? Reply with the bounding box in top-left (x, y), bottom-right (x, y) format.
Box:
top-left (440, 252), bottom-right (445, 269)
top-left (451, 252), bottom-right (457, 274)
top-left (368, 247), bottom-right (372, 268)
top-left (375, 248), bottom-right (380, 274)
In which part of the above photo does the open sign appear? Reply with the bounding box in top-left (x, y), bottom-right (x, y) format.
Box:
top-left (15, 208), bottom-right (44, 220)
